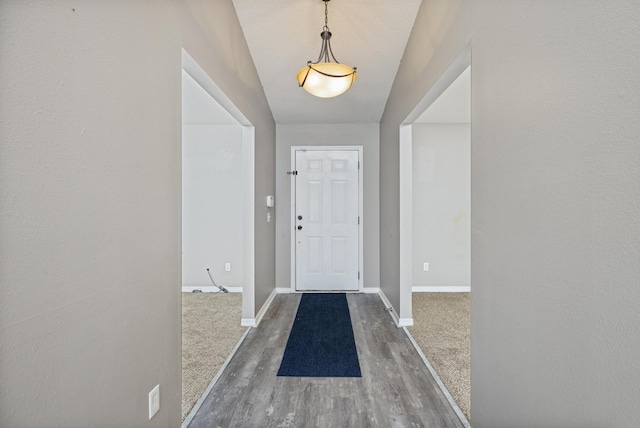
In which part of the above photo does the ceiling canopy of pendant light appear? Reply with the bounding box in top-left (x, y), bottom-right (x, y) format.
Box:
top-left (296, 0), bottom-right (357, 98)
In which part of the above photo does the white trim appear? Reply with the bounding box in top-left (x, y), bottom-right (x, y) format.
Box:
top-left (378, 290), bottom-right (414, 327)
top-left (399, 124), bottom-right (413, 323)
top-left (181, 327), bottom-right (251, 428)
top-left (403, 327), bottom-right (471, 428)
top-left (241, 288), bottom-right (277, 327)
top-left (356, 147), bottom-right (364, 293)
top-left (290, 146), bottom-right (364, 293)
top-left (281, 290), bottom-right (365, 295)
top-left (412, 286), bottom-right (471, 293)
top-left (377, 290), bottom-right (400, 327)
top-left (363, 287), bottom-right (380, 294)
top-left (398, 317), bottom-right (414, 327)
top-left (276, 287), bottom-right (291, 294)
top-left (241, 125), bottom-right (256, 324)
top-left (182, 286), bottom-right (243, 293)
top-left (289, 149), bottom-right (295, 293)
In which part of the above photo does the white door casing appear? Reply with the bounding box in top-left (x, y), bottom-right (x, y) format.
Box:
top-left (291, 147), bottom-right (363, 292)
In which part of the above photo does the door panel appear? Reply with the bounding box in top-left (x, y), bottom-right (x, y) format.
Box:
top-left (295, 150), bottom-right (359, 291)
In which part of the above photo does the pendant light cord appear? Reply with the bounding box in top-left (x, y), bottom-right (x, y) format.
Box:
top-left (325, 0), bottom-right (329, 28)
top-left (314, 0), bottom-right (342, 64)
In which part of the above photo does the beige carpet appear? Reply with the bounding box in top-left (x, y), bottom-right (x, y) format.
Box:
top-left (408, 292), bottom-right (471, 422)
top-left (182, 292), bottom-right (246, 420)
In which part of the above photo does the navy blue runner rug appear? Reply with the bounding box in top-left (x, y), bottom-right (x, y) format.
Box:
top-left (277, 293), bottom-right (362, 377)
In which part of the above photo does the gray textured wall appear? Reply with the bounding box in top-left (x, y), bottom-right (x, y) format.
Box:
top-left (0, 1), bottom-right (275, 426)
top-left (382, 0), bottom-right (640, 425)
top-left (182, 125), bottom-right (244, 289)
top-left (412, 123), bottom-right (470, 289)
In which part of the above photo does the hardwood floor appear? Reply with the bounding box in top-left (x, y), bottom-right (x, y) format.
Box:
top-left (188, 293), bottom-right (464, 428)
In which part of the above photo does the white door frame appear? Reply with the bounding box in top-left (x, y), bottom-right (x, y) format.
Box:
top-left (290, 146), bottom-right (364, 293)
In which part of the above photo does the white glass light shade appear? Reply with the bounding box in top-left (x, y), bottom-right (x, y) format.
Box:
top-left (296, 62), bottom-right (357, 98)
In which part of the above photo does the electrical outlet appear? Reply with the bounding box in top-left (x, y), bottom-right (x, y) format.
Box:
top-left (423, 262), bottom-right (429, 271)
top-left (149, 384), bottom-right (160, 420)
top-left (225, 262), bottom-right (231, 272)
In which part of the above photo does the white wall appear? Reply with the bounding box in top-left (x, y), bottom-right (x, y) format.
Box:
top-left (412, 123), bottom-right (470, 289)
top-left (381, 0), bottom-right (640, 426)
top-left (276, 124), bottom-right (380, 290)
top-left (0, 1), bottom-right (275, 426)
top-left (182, 125), bottom-right (244, 288)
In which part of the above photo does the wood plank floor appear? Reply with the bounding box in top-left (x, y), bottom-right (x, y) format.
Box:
top-left (188, 293), bottom-right (463, 428)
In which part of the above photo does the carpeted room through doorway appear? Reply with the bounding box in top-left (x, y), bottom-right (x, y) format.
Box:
top-left (181, 292), bottom-right (246, 420)
top-left (409, 292), bottom-right (471, 422)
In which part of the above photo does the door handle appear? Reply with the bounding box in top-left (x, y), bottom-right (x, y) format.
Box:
top-left (297, 225), bottom-right (302, 230)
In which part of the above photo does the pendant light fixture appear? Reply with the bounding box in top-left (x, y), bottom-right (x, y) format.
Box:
top-left (296, 0), bottom-right (357, 98)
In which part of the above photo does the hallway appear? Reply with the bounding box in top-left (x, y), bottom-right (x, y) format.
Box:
top-left (188, 294), bottom-right (463, 427)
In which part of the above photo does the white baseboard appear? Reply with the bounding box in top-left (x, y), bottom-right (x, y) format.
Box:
top-left (412, 286), bottom-right (470, 293)
top-left (398, 317), bottom-right (413, 327)
top-left (274, 286), bottom-right (374, 294)
top-left (241, 287), bottom-right (278, 327)
top-left (377, 290), bottom-right (401, 327)
top-left (182, 286), bottom-right (243, 293)
top-left (377, 290), bottom-right (414, 327)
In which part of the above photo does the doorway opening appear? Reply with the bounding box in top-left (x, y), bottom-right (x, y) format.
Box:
top-left (290, 146), bottom-right (364, 293)
top-left (180, 49), bottom-right (255, 422)
top-left (400, 47), bottom-right (471, 425)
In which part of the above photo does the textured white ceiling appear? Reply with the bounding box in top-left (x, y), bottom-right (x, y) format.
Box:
top-left (415, 66), bottom-right (471, 124)
top-left (233, 0), bottom-right (422, 124)
top-left (182, 70), bottom-right (238, 125)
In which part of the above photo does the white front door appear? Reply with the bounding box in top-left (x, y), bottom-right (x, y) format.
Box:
top-left (294, 150), bottom-right (360, 291)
